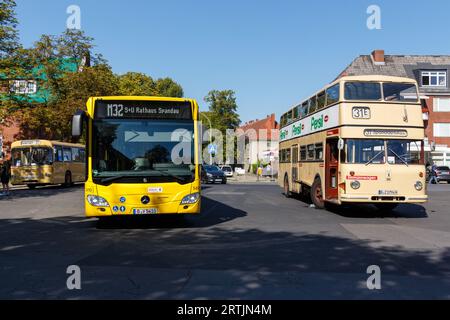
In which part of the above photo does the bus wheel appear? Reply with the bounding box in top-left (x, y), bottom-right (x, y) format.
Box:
top-left (27, 184), bottom-right (36, 190)
top-left (64, 172), bottom-right (72, 187)
top-left (284, 176), bottom-right (291, 198)
top-left (375, 203), bottom-right (398, 212)
top-left (311, 178), bottom-right (325, 209)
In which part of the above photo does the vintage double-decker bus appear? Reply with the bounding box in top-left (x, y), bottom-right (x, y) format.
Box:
top-left (72, 96), bottom-right (201, 218)
top-left (279, 75), bottom-right (428, 211)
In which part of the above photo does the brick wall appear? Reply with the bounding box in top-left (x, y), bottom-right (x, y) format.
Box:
top-left (425, 96), bottom-right (450, 146)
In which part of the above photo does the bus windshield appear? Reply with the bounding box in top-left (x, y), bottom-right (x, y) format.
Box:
top-left (92, 119), bottom-right (195, 184)
top-left (12, 147), bottom-right (53, 167)
top-left (345, 139), bottom-right (423, 165)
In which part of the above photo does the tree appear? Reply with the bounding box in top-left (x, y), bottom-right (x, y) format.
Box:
top-left (204, 90), bottom-right (240, 132)
top-left (0, 0), bottom-right (19, 58)
top-left (118, 72), bottom-right (156, 96)
top-left (154, 77), bottom-right (183, 98)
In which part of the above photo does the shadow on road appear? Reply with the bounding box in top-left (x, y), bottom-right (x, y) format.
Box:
top-left (288, 193), bottom-right (428, 219)
top-left (95, 196), bottom-right (247, 230)
top-left (0, 210), bottom-right (449, 299)
top-left (1, 184), bottom-right (84, 201)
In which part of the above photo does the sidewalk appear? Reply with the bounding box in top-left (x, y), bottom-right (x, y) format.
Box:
top-left (227, 174), bottom-right (278, 185)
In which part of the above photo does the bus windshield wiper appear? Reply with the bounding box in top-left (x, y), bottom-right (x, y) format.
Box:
top-left (98, 175), bottom-right (128, 184)
top-left (365, 151), bottom-right (385, 166)
top-left (149, 169), bottom-right (188, 183)
top-left (388, 148), bottom-right (409, 167)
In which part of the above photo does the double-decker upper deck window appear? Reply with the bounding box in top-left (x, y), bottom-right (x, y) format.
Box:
top-left (422, 71), bottom-right (447, 87)
top-left (317, 91), bottom-right (326, 110)
top-left (301, 102), bottom-right (309, 118)
top-left (344, 82), bottom-right (382, 101)
top-left (293, 106), bottom-right (299, 120)
top-left (326, 84), bottom-right (340, 106)
top-left (383, 83), bottom-right (418, 102)
top-left (309, 96), bottom-right (317, 114)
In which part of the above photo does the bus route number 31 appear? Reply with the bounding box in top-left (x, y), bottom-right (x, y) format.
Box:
top-left (352, 107), bottom-right (371, 119)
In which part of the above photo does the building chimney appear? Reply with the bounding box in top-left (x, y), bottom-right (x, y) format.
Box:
top-left (371, 50), bottom-right (385, 65)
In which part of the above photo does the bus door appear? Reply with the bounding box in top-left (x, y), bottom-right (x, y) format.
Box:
top-left (325, 138), bottom-right (339, 200)
top-left (53, 145), bottom-right (65, 184)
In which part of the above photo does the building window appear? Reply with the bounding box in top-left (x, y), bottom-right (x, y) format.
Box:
top-left (434, 98), bottom-right (450, 112)
top-left (9, 80), bottom-right (37, 94)
top-left (422, 71), bottom-right (447, 87)
top-left (434, 123), bottom-right (450, 137)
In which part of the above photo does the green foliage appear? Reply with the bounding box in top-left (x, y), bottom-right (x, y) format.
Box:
top-left (0, 0), bottom-right (19, 58)
top-left (154, 77), bottom-right (183, 98)
top-left (118, 72), bottom-right (156, 96)
top-left (203, 90), bottom-right (240, 132)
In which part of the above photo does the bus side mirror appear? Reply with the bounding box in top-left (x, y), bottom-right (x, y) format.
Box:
top-left (338, 138), bottom-right (345, 151)
top-left (72, 110), bottom-right (86, 138)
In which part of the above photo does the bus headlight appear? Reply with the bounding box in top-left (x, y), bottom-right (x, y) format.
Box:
top-left (351, 181), bottom-right (361, 190)
top-left (181, 193), bottom-right (200, 205)
top-left (87, 195), bottom-right (110, 207)
top-left (415, 181), bottom-right (423, 191)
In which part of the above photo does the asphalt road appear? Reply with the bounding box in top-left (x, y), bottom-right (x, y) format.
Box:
top-left (0, 182), bottom-right (449, 299)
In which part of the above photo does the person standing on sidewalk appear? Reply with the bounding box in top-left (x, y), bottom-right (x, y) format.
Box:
top-left (257, 166), bottom-right (263, 182)
top-left (1, 159), bottom-right (11, 196)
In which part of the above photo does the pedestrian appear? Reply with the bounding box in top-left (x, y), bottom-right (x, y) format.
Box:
top-left (1, 159), bottom-right (11, 196)
top-left (257, 166), bottom-right (263, 182)
top-left (429, 162), bottom-right (438, 185)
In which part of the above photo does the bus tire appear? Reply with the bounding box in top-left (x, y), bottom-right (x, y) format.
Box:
top-left (27, 184), bottom-right (36, 190)
top-left (375, 203), bottom-right (398, 212)
top-left (311, 178), bottom-right (325, 209)
top-left (284, 175), bottom-right (291, 198)
top-left (64, 172), bottom-right (72, 187)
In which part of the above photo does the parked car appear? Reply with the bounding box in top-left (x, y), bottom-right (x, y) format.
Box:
top-left (220, 165), bottom-right (234, 178)
top-left (435, 166), bottom-right (450, 184)
top-left (201, 165), bottom-right (227, 184)
top-left (235, 167), bottom-right (246, 176)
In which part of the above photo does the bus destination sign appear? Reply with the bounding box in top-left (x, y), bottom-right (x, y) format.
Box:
top-left (95, 100), bottom-right (193, 120)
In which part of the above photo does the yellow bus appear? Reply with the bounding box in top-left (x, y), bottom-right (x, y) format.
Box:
top-left (279, 75), bottom-right (428, 211)
top-left (71, 96), bottom-right (201, 218)
top-left (10, 140), bottom-right (85, 189)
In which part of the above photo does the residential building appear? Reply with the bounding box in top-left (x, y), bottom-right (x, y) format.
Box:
top-left (238, 114), bottom-right (279, 173)
top-left (339, 50), bottom-right (450, 165)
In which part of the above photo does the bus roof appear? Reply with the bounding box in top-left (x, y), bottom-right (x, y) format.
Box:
top-left (11, 140), bottom-right (84, 148)
top-left (88, 96), bottom-right (197, 103)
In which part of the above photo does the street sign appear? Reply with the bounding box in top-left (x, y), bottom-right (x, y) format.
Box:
top-left (208, 144), bottom-right (218, 155)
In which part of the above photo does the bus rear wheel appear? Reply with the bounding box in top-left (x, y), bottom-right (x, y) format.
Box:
top-left (27, 184), bottom-right (36, 190)
top-left (311, 178), bottom-right (325, 209)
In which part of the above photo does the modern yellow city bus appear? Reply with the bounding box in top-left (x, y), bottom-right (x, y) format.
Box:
top-left (10, 140), bottom-right (85, 189)
top-left (71, 96), bottom-right (201, 218)
top-left (279, 75), bottom-right (428, 211)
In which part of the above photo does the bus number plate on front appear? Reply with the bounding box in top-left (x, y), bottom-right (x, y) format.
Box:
top-left (133, 208), bottom-right (158, 215)
top-left (352, 107), bottom-right (371, 119)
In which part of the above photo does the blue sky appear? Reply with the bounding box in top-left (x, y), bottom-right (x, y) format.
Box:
top-left (15, 0), bottom-right (450, 122)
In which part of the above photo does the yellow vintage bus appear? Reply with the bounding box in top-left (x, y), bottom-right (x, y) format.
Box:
top-left (10, 140), bottom-right (85, 189)
top-left (71, 96), bottom-right (201, 218)
top-left (279, 75), bottom-right (428, 211)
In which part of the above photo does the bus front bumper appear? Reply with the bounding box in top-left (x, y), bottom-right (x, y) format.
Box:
top-left (85, 201), bottom-right (201, 218)
top-left (340, 195), bottom-right (428, 204)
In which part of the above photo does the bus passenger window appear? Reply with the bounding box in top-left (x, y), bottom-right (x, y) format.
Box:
top-left (315, 143), bottom-right (324, 160)
top-left (63, 148), bottom-right (72, 162)
top-left (55, 146), bottom-right (63, 162)
top-left (317, 91), bottom-right (326, 109)
top-left (326, 84), bottom-right (340, 106)
top-left (300, 146), bottom-right (307, 161)
top-left (301, 102), bottom-right (309, 118)
top-left (307, 144), bottom-right (315, 160)
top-left (309, 97), bottom-right (317, 114)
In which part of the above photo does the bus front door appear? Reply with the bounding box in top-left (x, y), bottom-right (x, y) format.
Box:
top-left (325, 138), bottom-right (339, 200)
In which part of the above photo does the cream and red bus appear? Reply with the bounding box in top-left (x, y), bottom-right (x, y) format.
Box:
top-left (279, 75), bottom-right (428, 211)
top-left (10, 140), bottom-right (85, 189)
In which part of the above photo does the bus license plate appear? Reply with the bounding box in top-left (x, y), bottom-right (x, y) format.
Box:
top-left (133, 208), bottom-right (158, 215)
top-left (378, 190), bottom-right (398, 196)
